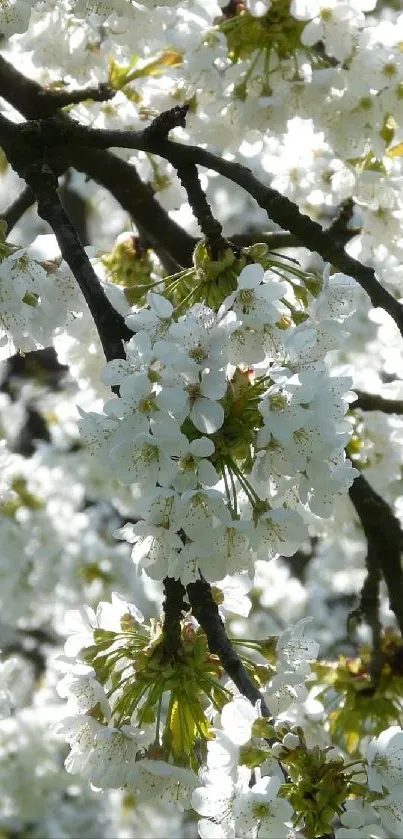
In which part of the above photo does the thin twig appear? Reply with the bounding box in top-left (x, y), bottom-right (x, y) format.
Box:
top-left (37, 81), bottom-right (115, 110)
top-left (176, 163), bottom-right (228, 258)
top-left (0, 186), bottom-right (35, 233)
top-left (143, 103), bottom-right (189, 140)
top-left (0, 56), bottom-right (113, 118)
top-left (350, 390), bottom-right (403, 414)
top-left (187, 577), bottom-right (271, 716)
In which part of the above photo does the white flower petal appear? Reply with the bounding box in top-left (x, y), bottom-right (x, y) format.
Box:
top-left (190, 436), bottom-right (215, 458)
top-left (201, 369), bottom-right (227, 400)
top-left (191, 398), bottom-right (224, 434)
top-left (148, 292), bottom-right (173, 318)
top-left (237, 263), bottom-right (264, 290)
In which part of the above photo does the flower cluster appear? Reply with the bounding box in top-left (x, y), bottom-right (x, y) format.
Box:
top-left (190, 619), bottom-right (367, 839)
top-left (56, 593), bottom-right (200, 802)
top-left (365, 726), bottom-right (403, 835)
top-left (80, 246), bottom-right (357, 587)
top-left (0, 231), bottom-right (85, 357)
top-left (58, 605), bottom-right (332, 837)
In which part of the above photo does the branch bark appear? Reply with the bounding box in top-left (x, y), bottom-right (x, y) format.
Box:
top-left (0, 56), bottom-right (196, 269)
top-left (0, 113), bottom-right (131, 363)
top-left (0, 185), bottom-right (36, 234)
top-left (187, 577), bottom-right (271, 716)
top-left (2, 55), bottom-right (403, 332)
top-left (349, 474), bottom-right (403, 636)
top-left (162, 577), bottom-right (187, 660)
top-left (56, 117), bottom-right (403, 336)
top-left (0, 56), bottom-right (112, 117)
top-left (66, 146), bottom-right (195, 267)
top-left (350, 390), bottom-right (403, 414)
top-left (176, 162), bottom-right (228, 258)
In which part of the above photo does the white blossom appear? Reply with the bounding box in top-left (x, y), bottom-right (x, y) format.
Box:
top-left (366, 726), bottom-right (403, 796)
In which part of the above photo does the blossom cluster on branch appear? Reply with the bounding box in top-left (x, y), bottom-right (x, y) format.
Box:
top-left (1, 0), bottom-right (403, 838)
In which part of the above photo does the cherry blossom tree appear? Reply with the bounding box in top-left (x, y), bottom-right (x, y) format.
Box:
top-left (1, 1), bottom-right (403, 837)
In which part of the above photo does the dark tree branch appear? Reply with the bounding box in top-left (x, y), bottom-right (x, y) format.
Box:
top-left (143, 103), bottom-right (189, 140)
top-left (59, 170), bottom-right (90, 245)
top-left (0, 113), bottom-right (131, 363)
top-left (187, 577), bottom-right (271, 716)
top-left (0, 185), bottom-right (36, 233)
top-left (135, 222), bottom-right (183, 275)
top-left (349, 474), bottom-right (403, 636)
top-left (3, 56), bottom-right (403, 718)
top-left (363, 550), bottom-right (383, 687)
top-left (0, 92), bottom-right (272, 724)
top-left (350, 546), bottom-right (383, 689)
top-left (326, 197), bottom-right (357, 246)
top-left (32, 171), bottom-right (132, 362)
top-left (162, 577), bottom-right (188, 660)
top-left (2, 57), bottom-right (403, 331)
top-left (0, 56), bottom-right (195, 269)
top-left (230, 214), bottom-right (359, 252)
top-left (52, 116), bottom-right (403, 336)
top-left (219, 0), bottom-right (240, 17)
top-left (0, 52), bottom-right (298, 262)
top-left (0, 61), bottom-right (285, 729)
top-left (0, 54), bottom-right (67, 119)
top-left (65, 146), bottom-right (196, 268)
top-left (37, 81), bottom-right (115, 111)
top-left (350, 390), bottom-right (403, 414)
top-left (0, 56), bottom-right (113, 117)
top-left (176, 163), bottom-right (228, 258)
